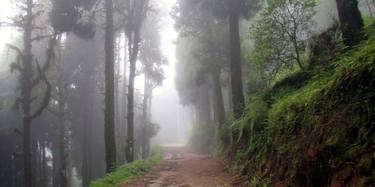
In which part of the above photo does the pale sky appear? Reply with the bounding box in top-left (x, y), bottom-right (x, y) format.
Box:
top-left (0, 0), bottom-right (14, 51)
top-left (136, 0), bottom-right (178, 95)
top-left (158, 0), bottom-right (178, 94)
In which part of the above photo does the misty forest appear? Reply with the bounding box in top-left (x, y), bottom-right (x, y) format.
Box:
top-left (0, 0), bottom-right (374, 186)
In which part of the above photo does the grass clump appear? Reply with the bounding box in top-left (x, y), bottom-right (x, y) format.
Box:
top-left (229, 23), bottom-right (375, 186)
top-left (89, 147), bottom-right (162, 187)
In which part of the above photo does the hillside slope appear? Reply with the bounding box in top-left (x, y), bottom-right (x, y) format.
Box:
top-left (232, 25), bottom-right (375, 187)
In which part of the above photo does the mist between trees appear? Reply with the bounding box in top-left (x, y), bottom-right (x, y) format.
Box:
top-left (0, 0), bottom-right (373, 186)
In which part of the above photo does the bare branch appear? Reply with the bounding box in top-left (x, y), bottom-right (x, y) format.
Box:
top-left (32, 34), bottom-right (57, 87)
top-left (10, 62), bottom-right (23, 73)
top-left (31, 60), bottom-right (52, 119)
top-left (7, 44), bottom-right (23, 56)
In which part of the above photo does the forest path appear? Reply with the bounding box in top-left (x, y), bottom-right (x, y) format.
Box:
top-left (121, 145), bottom-right (246, 187)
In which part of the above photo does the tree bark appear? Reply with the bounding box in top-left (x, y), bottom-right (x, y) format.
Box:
top-left (41, 141), bottom-right (47, 187)
top-left (104, 0), bottom-right (117, 172)
top-left (79, 41), bottom-right (96, 186)
top-left (211, 67), bottom-right (225, 125)
top-left (56, 35), bottom-right (68, 187)
top-left (336, 0), bottom-right (364, 47)
top-left (229, 7), bottom-right (245, 119)
top-left (197, 84), bottom-right (212, 126)
top-left (52, 142), bottom-right (59, 187)
top-left (211, 67), bottom-right (229, 145)
top-left (125, 0), bottom-right (149, 163)
top-left (120, 33), bottom-right (128, 164)
top-left (58, 93), bottom-right (67, 187)
top-left (115, 35), bottom-right (122, 164)
top-left (141, 73), bottom-right (150, 159)
top-left (126, 30), bottom-right (140, 162)
top-left (23, 0), bottom-right (33, 186)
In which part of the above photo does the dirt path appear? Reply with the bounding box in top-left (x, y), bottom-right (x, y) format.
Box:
top-left (122, 145), bottom-right (246, 187)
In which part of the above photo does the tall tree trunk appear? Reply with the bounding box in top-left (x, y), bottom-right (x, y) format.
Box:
top-left (52, 142), bottom-right (59, 187)
top-left (211, 67), bottom-right (225, 125)
top-left (229, 4), bottom-right (245, 146)
top-left (211, 67), bottom-right (229, 145)
top-left (80, 58), bottom-right (93, 187)
top-left (141, 74), bottom-right (149, 159)
top-left (115, 35), bottom-right (121, 163)
top-left (126, 57), bottom-right (135, 162)
top-left (336, 0), bottom-right (364, 47)
top-left (197, 84), bottom-right (212, 126)
top-left (37, 140), bottom-right (42, 186)
top-left (58, 100), bottom-right (67, 187)
top-left (126, 30), bottom-right (141, 162)
top-left (42, 141), bottom-right (47, 187)
top-left (82, 120), bottom-right (90, 187)
top-left (23, 0), bottom-right (33, 186)
top-left (104, 0), bottom-right (117, 172)
top-left (229, 7), bottom-right (245, 119)
top-left (115, 34), bottom-right (127, 165)
top-left (56, 35), bottom-right (68, 187)
top-left (146, 87), bottom-right (153, 156)
top-left (122, 34), bottom-right (128, 160)
top-left (117, 33), bottom-right (128, 165)
top-left (125, 0), bottom-right (149, 163)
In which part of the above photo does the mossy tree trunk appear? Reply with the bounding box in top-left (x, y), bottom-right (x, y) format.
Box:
top-left (336, 0), bottom-right (364, 47)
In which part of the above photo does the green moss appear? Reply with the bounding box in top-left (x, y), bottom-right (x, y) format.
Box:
top-left (231, 22), bottom-right (375, 186)
top-left (89, 147), bottom-right (162, 187)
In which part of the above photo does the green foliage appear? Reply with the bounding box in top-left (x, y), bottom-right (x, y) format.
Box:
top-left (362, 15), bottom-right (375, 28)
top-left (89, 148), bottom-right (162, 187)
top-left (230, 22), bottom-right (375, 186)
top-left (251, 0), bottom-right (317, 73)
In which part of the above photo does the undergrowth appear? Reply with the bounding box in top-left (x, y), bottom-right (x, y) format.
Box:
top-left (229, 23), bottom-right (375, 186)
top-left (89, 146), bottom-right (162, 187)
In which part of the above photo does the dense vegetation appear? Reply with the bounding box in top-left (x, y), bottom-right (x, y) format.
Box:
top-left (232, 24), bottom-right (375, 186)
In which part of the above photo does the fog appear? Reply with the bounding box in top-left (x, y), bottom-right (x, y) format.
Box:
top-left (151, 89), bottom-right (190, 145)
top-left (0, 0), bottom-right (373, 186)
top-left (147, 0), bottom-right (189, 146)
